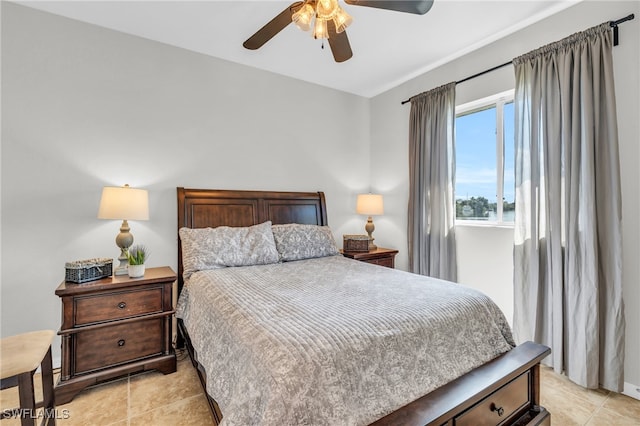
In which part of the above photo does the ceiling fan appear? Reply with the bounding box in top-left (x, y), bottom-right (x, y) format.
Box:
top-left (243, 0), bottom-right (434, 63)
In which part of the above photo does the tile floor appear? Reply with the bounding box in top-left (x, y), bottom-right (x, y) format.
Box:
top-left (539, 366), bottom-right (640, 425)
top-left (1, 351), bottom-right (639, 425)
top-left (1, 351), bottom-right (213, 426)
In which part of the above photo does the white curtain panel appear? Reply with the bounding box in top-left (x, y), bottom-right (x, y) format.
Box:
top-left (513, 23), bottom-right (624, 392)
top-left (407, 82), bottom-right (457, 281)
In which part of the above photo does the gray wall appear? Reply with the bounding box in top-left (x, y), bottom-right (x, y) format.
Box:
top-left (1, 2), bottom-right (371, 364)
top-left (369, 1), bottom-right (640, 394)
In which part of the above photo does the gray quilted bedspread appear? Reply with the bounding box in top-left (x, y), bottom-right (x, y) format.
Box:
top-left (176, 255), bottom-right (515, 426)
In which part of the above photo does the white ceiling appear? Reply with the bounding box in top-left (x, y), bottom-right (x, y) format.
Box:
top-left (19, 0), bottom-right (580, 97)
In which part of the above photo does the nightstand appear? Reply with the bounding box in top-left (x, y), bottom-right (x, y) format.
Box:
top-left (340, 247), bottom-right (399, 268)
top-left (54, 266), bottom-right (177, 405)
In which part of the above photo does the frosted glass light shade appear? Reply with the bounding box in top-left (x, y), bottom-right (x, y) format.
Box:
top-left (97, 185), bottom-right (149, 220)
top-left (292, 3), bottom-right (314, 32)
top-left (293, 0), bottom-right (352, 40)
top-left (313, 18), bottom-right (329, 39)
top-left (356, 194), bottom-right (384, 216)
top-left (316, 0), bottom-right (338, 17)
top-left (333, 7), bottom-right (352, 33)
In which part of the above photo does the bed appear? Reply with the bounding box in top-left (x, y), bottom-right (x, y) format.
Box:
top-left (176, 187), bottom-right (551, 426)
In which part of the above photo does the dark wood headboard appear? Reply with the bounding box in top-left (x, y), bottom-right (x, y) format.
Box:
top-left (176, 188), bottom-right (328, 292)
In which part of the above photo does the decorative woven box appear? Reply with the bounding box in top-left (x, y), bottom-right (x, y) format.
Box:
top-left (65, 258), bottom-right (113, 284)
top-left (343, 235), bottom-right (370, 252)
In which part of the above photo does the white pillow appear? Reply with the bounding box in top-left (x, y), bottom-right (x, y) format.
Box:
top-left (179, 221), bottom-right (279, 279)
top-left (271, 224), bottom-right (339, 262)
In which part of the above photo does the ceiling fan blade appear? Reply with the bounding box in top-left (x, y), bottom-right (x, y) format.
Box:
top-left (327, 22), bottom-right (353, 63)
top-left (344, 0), bottom-right (434, 15)
top-left (243, 2), bottom-right (303, 50)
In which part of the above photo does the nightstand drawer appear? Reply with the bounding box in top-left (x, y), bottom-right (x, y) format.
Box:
top-left (341, 248), bottom-right (397, 269)
top-left (74, 287), bottom-right (163, 325)
top-left (455, 371), bottom-right (530, 426)
top-left (366, 257), bottom-right (394, 268)
top-left (74, 318), bottom-right (164, 374)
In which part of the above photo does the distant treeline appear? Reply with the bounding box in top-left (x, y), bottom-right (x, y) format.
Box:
top-left (456, 196), bottom-right (515, 219)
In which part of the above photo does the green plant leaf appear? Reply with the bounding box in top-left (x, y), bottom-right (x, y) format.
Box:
top-left (127, 244), bottom-right (148, 265)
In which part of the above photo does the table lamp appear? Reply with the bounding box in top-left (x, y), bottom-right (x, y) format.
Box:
top-left (356, 193), bottom-right (384, 250)
top-left (97, 184), bottom-right (149, 275)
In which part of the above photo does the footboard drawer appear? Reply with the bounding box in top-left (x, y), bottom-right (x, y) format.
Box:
top-left (455, 371), bottom-right (530, 426)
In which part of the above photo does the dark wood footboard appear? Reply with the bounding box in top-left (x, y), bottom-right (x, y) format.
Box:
top-left (179, 318), bottom-right (549, 426)
top-left (371, 341), bottom-right (551, 426)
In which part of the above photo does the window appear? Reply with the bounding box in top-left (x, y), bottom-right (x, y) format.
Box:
top-left (455, 90), bottom-right (514, 224)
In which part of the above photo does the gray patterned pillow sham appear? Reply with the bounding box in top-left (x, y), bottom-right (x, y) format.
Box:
top-left (271, 223), bottom-right (340, 262)
top-left (179, 221), bottom-right (279, 279)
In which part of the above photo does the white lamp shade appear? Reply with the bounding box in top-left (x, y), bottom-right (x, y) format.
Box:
top-left (356, 194), bottom-right (384, 216)
top-left (97, 185), bottom-right (149, 220)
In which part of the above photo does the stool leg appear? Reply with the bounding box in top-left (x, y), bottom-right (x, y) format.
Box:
top-left (17, 370), bottom-right (36, 426)
top-left (41, 346), bottom-right (55, 426)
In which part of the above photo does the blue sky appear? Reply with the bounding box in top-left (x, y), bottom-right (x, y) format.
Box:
top-left (455, 102), bottom-right (514, 203)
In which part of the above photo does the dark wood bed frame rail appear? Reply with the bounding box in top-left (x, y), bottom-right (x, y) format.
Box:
top-left (176, 187), bottom-right (551, 426)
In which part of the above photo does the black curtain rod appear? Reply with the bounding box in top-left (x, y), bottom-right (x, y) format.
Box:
top-left (401, 13), bottom-right (635, 105)
top-left (610, 13), bottom-right (635, 45)
top-left (610, 13), bottom-right (635, 26)
top-left (400, 60), bottom-right (512, 104)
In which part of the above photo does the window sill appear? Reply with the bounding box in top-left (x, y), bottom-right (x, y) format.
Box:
top-left (455, 221), bottom-right (514, 229)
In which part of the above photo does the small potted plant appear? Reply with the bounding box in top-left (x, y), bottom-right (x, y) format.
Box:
top-left (127, 245), bottom-right (148, 278)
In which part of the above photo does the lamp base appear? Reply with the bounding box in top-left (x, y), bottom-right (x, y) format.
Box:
top-left (114, 221), bottom-right (133, 276)
top-left (114, 255), bottom-right (129, 276)
top-left (365, 216), bottom-right (377, 251)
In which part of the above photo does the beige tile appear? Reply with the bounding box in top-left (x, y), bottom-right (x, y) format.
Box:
top-left (586, 407), bottom-right (640, 425)
top-left (0, 406), bottom-right (71, 426)
top-left (602, 392), bottom-right (640, 419)
top-left (540, 367), bottom-right (610, 407)
top-left (0, 409), bottom-right (42, 426)
top-left (542, 403), bottom-right (592, 426)
top-left (0, 416), bottom-right (21, 426)
top-left (0, 371), bottom-right (59, 409)
top-left (539, 366), bottom-right (640, 426)
top-left (129, 357), bottom-right (202, 416)
top-left (1, 372), bottom-right (61, 425)
top-left (106, 420), bottom-right (129, 426)
top-left (541, 378), bottom-right (601, 425)
top-left (546, 408), bottom-right (583, 426)
top-left (129, 394), bottom-right (213, 426)
top-left (0, 385), bottom-right (19, 410)
top-left (55, 377), bottom-right (129, 425)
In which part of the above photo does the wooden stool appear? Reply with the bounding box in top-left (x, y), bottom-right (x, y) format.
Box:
top-left (0, 330), bottom-right (56, 426)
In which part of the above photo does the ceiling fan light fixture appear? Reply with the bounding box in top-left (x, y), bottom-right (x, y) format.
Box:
top-left (316, 0), bottom-right (338, 18)
top-left (245, 0), bottom-right (434, 63)
top-left (303, 0), bottom-right (351, 39)
top-left (333, 7), bottom-right (353, 33)
top-left (292, 3), bottom-right (314, 32)
top-left (312, 16), bottom-right (329, 39)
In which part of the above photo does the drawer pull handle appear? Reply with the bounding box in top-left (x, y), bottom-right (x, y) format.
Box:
top-left (117, 302), bottom-right (126, 309)
top-left (118, 339), bottom-right (126, 347)
top-left (490, 403), bottom-right (504, 417)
